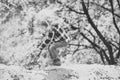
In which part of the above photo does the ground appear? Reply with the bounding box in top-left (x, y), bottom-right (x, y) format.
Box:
top-left (0, 63), bottom-right (120, 80)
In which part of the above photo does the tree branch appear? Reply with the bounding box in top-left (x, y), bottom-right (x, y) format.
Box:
top-left (90, 2), bottom-right (120, 18)
top-left (116, 42), bottom-right (120, 59)
top-left (109, 0), bottom-right (120, 63)
top-left (57, 0), bottom-right (85, 15)
top-left (81, 0), bottom-right (109, 49)
top-left (84, 28), bottom-right (96, 42)
top-left (94, 47), bottom-right (105, 64)
top-left (109, 0), bottom-right (120, 35)
top-left (116, 0), bottom-right (120, 9)
top-left (80, 32), bottom-right (110, 63)
top-left (82, 0), bottom-right (115, 64)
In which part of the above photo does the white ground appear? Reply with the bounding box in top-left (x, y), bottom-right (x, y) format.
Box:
top-left (0, 63), bottom-right (120, 80)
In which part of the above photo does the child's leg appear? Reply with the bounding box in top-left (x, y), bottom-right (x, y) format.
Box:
top-left (49, 41), bottom-right (67, 64)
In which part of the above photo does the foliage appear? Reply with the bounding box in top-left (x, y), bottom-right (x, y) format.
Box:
top-left (0, 0), bottom-right (120, 69)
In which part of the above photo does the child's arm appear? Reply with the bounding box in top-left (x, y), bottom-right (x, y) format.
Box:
top-left (37, 31), bottom-right (54, 51)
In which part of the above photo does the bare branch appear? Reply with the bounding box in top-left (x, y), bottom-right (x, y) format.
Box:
top-left (90, 2), bottom-right (120, 18)
top-left (80, 32), bottom-right (110, 63)
top-left (116, 42), bottom-right (120, 58)
top-left (81, 0), bottom-right (109, 49)
top-left (109, 0), bottom-right (120, 61)
top-left (116, 0), bottom-right (120, 9)
top-left (69, 43), bottom-right (92, 48)
top-left (109, 0), bottom-right (120, 35)
top-left (82, 0), bottom-right (115, 64)
top-left (94, 47), bottom-right (105, 64)
top-left (57, 0), bottom-right (85, 15)
top-left (84, 28), bottom-right (96, 42)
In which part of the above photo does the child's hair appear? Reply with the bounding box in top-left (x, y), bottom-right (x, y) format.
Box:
top-left (41, 21), bottom-right (49, 27)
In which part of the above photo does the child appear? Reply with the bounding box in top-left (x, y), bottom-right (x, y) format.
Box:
top-left (37, 21), bottom-right (70, 66)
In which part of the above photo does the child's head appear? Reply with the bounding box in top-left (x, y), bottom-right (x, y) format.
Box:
top-left (41, 21), bottom-right (48, 28)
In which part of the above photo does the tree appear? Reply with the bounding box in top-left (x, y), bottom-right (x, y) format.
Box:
top-left (56, 0), bottom-right (120, 65)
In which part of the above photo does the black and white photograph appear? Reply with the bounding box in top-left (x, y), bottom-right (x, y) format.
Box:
top-left (0, 0), bottom-right (120, 80)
